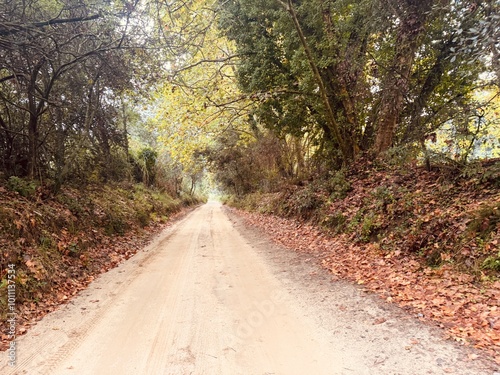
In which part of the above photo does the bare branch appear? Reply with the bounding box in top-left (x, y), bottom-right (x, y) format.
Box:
top-left (172, 54), bottom-right (244, 75)
top-left (0, 14), bottom-right (101, 37)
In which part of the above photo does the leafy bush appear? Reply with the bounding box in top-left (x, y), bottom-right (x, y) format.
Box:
top-left (325, 170), bottom-right (352, 200)
top-left (283, 187), bottom-right (326, 220)
top-left (361, 213), bottom-right (381, 242)
top-left (482, 253), bottom-right (500, 271)
top-left (135, 210), bottom-right (151, 227)
top-left (382, 144), bottom-right (421, 167)
top-left (104, 214), bottom-right (128, 236)
top-left (461, 161), bottom-right (500, 187)
top-left (321, 211), bottom-right (347, 233)
top-left (6, 176), bottom-right (36, 197)
top-left (371, 185), bottom-right (396, 209)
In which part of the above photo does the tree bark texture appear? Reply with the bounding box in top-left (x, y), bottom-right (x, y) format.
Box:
top-left (374, 0), bottom-right (433, 154)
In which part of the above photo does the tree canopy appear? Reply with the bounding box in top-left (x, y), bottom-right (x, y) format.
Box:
top-left (0, 0), bottom-right (498, 194)
top-left (218, 0), bottom-right (498, 156)
top-left (0, 0), bottom-right (182, 186)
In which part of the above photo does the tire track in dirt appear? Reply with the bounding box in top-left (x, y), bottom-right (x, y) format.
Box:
top-left (1, 202), bottom-right (496, 375)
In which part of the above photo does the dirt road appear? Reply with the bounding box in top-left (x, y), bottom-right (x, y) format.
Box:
top-left (1, 202), bottom-right (495, 374)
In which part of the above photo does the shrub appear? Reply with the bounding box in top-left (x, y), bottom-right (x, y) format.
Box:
top-left (285, 187), bottom-right (326, 220)
top-left (104, 211), bottom-right (128, 236)
top-left (6, 176), bottom-right (36, 197)
top-left (136, 210), bottom-right (150, 227)
top-left (482, 253), bottom-right (500, 271)
top-left (325, 170), bottom-right (352, 200)
top-left (321, 211), bottom-right (347, 233)
top-left (361, 212), bottom-right (381, 242)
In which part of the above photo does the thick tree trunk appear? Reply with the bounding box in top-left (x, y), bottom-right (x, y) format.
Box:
top-left (374, 78), bottom-right (406, 153)
top-left (322, 6), bottom-right (367, 155)
top-left (278, 0), bottom-right (352, 161)
top-left (374, 0), bottom-right (433, 154)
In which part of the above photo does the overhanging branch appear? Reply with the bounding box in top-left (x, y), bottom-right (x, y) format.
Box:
top-left (0, 14), bottom-right (101, 37)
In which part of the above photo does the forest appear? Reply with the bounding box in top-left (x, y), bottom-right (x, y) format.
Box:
top-left (0, 0), bottom-right (498, 192)
top-left (1, 0), bottom-right (500, 360)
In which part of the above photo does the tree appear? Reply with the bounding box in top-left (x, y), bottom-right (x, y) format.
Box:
top-left (218, 0), bottom-right (372, 165)
top-left (217, 0), bottom-right (497, 169)
top-left (276, 0), bottom-right (351, 160)
top-left (148, 0), bottom-right (256, 190)
top-left (0, 0), bottom-right (164, 184)
top-left (373, 0), bottom-right (434, 154)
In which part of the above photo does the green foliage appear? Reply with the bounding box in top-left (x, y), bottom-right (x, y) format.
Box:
top-left (39, 234), bottom-right (55, 251)
top-left (0, 0), bottom-right (168, 186)
top-left (371, 186), bottom-right (396, 207)
top-left (55, 194), bottom-right (89, 219)
top-left (215, 0), bottom-right (498, 171)
top-left (345, 210), bottom-right (363, 234)
top-left (281, 186), bottom-right (327, 220)
top-left (205, 132), bottom-right (286, 196)
top-left (482, 253), bottom-right (500, 271)
top-left (103, 211), bottom-right (129, 236)
top-left (101, 148), bottom-right (133, 183)
top-left (383, 144), bottom-right (422, 167)
top-left (321, 211), bottom-right (347, 233)
top-left (6, 176), bottom-right (37, 197)
top-left (461, 161), bottom-right (500, 187)
top-left (325, 170), bottom-right (352, 200)
top-left (132, 147), bottom-right (158, 186)
top-left (360, 213), bottom-right (381, 243)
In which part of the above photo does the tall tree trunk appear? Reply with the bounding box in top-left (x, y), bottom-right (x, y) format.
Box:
top-left (121, 96), bottom-right (129, 157)
top-left (27, 112), bottom-right (38, 179)
top-left (278, 0), bottom-right (352, 161)
top-left (322, 5), bottom-right (367, 155)
top-left (26, 58), bottom-right (46, 179)
top-left (0, 114), bottom-right (15, 174)
top-left (27, 75), bottom-right (39, 179)
top-left (374, 0), bottom-right (433, 154)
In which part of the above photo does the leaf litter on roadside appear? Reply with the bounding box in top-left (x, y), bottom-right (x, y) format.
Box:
top-left (234, 208), bottom-right (500, 365)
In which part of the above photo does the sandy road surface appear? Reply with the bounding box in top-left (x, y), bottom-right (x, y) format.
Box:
top-left (1, 202), bottom-right (496, 374)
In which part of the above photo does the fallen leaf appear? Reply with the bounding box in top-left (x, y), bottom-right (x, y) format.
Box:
top-left (373, 318), bottom-right (387, 325)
